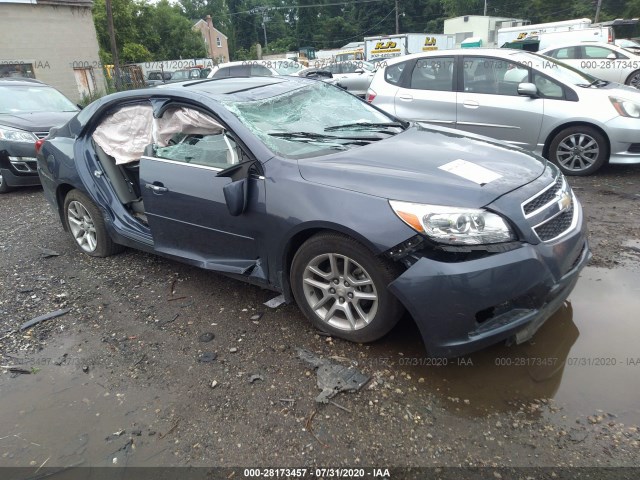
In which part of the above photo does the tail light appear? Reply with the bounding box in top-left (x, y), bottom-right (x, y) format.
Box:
top-left (608, 28), bottom-right (613, 44)
top-left (35, 138), bottom-right (45, 154)
top-left (366, 89), bottom-right (377, 103)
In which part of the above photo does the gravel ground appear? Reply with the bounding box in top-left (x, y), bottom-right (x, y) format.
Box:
top-left (0, 162), bottom-right (639, 473)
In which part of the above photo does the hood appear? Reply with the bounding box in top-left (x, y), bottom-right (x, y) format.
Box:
top-left (0, 111), bottom-right (78, 132)
top-left (298, 125), bottom-right (548, 208)
top-left (595, 81), bottom-right (640, 96)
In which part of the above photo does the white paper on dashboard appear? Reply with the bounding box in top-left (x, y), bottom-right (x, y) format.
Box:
top-left (438, 159), bottom-right (502, 185)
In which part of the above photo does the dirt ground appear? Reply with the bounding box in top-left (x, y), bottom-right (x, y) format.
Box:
top-left (0, 162), bottom-right (639, 477)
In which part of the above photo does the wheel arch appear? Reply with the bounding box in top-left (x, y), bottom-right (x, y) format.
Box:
top-left (278, 222), bottom-right (386, 301)
top-left (542, 121), bottom-right (611, 162)
top-left (625, 69), bottom-right (640, 85)
top-left (56, 183), bottom-right (75, 231)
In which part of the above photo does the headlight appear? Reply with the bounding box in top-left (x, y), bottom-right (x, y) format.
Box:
top-left (0, 125), bottom-right (38, 143)
top-left (389, 200), bottom-right (516, 245)
top-left (610, 96), bottom-right (640, 118)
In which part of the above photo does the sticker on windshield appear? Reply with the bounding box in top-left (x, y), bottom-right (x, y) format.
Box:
top-left (438, 159), bottom-right (502, 185)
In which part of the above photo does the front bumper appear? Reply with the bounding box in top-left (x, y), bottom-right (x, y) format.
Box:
top-left (1, 141), bottom-right (41, 187)
top-left (388, 215), bottom-right (590, 358)
top-left (604, 116), bottom-right (640, 165)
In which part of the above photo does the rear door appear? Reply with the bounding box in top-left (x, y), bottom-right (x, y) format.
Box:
top-left (139, 105), bottom-right (266, 275)
top-left (544, 45), bottom-right (628, 83)
top-left (334, 62), bottom-right (375, 96)
top-left (456, 56), bottom-right (543, 150)
top-left (392, 56), bottom-right (457, 128)
top-left (579, 45), bottom-right (627, 83)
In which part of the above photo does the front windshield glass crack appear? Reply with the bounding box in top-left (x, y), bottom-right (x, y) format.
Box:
top-left (221, 81), bottom-right (401, 159)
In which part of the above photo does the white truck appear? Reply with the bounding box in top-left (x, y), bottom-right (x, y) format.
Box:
top-left (497, 18), bottom-right (614, 51)
top-left (364, 33), bottom-right (455, 61)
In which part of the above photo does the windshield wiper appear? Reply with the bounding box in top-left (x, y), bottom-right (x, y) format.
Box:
top-left (268, 131), bottom-right (383, 145)
top-left (324, 121), bottom-right (407, 132)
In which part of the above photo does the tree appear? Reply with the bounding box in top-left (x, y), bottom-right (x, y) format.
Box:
top-left (92, 0), bottom-right (207, 62)
top-left (121, 43), bottom-right (153, 63)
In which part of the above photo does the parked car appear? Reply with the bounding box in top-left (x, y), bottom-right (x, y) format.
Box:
top-left (539, 42), bottom-right (640, 88)
top-left (168, 67), bottom-right (209, 83)
top-left (614, 38), bottom-right (640, 56)
top-left (146, 70), bottom-right (172, 87)
top-left (368, 48), bottom-right (640, 175)
top-left (208, 60), bottom-right (303, 79)
top-left (0, 78), bottom-right (78, 193)
top-left (297, 61), bottom-right (376, 97)
top-left (37, 76), bottom-right (590, 358)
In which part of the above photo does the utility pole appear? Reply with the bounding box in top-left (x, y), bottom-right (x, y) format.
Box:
top-left (395, 0), bottom-right (399, 34)
top-left (105, 0), bottom-right (121, 90)
top-left (594, 0), bottom-right (603, 23)
top-left (250, 7), bottom-right (270, 53)
top-left (262, 18), bottom-right (268, 52)
top-left (484, 0), bottom-right (488, 16)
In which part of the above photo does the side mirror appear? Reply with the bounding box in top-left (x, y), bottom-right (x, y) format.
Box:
top-left (606, 52), bottom-right (617, 60)
top-left (517, 82), bottom-right (538, 97)
top-left (355, 68), bottom-right (364, 74)
top-left (217, 159), bottom-right (259, 216)
top-left (223, 178), bottom-right (248, 216)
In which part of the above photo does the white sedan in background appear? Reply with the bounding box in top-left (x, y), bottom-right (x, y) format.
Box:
top-left (539, 42), bottom-right (640, 88)
top-left (297, 61), bottom-right (376, 97)
top-left (208, 60), bottom-right (303, 79)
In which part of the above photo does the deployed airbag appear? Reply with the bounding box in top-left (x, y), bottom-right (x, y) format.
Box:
top-left (92, 104), bottom-right (224, 165)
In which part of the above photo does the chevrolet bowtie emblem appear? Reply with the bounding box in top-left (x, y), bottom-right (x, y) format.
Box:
top-left (558, 191), bottom-right (572, 211)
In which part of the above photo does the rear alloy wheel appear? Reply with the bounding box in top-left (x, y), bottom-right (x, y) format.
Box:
top-left (626, 70), bottom-right (640, 89)
top-left (291, 233), bottom-right (404, 343)
top-left (548, 126), bottom-right (608, 176)
top-left (63, 189), bottom-right (122, 257)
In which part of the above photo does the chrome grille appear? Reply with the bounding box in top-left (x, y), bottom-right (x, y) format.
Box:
top-left (534, 205), bottom-right (574, 241)
top-left (523, 174), bottom-right (563, 216)
top-left (522, 172), bottom-right (576, 243)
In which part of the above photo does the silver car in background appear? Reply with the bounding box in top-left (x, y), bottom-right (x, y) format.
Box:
top-left (298, 61), bottom-right (376, 97)
top-left (539, 42), bottom-right (640, 88)
top-left (208, 60), bottom-right (303, 78)
top-left (367, 48), bottom-right (640, 175)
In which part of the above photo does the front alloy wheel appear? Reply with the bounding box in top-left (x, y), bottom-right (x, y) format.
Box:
top-left (291, 233), bottom-right (404, 343)
top-left (549, 126), bottom-right (608, 176)
top-left (302, 252), bottom-right (379, 332)
top-left (0, 172), bottom-right (11, 193)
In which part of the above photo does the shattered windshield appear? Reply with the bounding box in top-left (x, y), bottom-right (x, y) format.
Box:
top-left (221, 81), bottom-right (403, 158)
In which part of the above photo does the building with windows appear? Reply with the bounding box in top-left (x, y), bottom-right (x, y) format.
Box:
top-left (444, 15), bottom-right (528, 47)
top-left (0, 0), bottom-right (106, 102)
top-left (193, 15), bottom-right (229, 63)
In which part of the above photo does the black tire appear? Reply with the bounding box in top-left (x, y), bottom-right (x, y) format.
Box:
top-left (548, 126), bottom-right (608, 176)
top-left (63, 189), bottom-right (123, 257)
top-left (290, 232), bottom-right (404, 343)
top-left (0, 173), bottom-right (12, 194)
top-left (625, 70), bottom-right (640, 89)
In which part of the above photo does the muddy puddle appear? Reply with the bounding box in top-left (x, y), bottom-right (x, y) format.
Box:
top-left (0, 338), bottom-right (177, 467)
top-left (378, 266), bottom-right (640, 424)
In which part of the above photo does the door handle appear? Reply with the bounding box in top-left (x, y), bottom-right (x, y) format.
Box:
top-left (398, 94), bottom-right (413, 101)
top-left (463, 100), bottom-right (479, 109)
top-left (145, 183), bottom-right (168, 193)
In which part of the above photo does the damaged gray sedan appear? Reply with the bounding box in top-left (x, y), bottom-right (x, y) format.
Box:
top-left (37, 76), bottom-right (590, 357)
